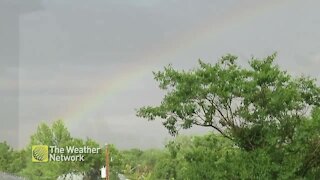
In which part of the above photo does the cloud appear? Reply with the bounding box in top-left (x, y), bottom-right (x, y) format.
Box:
top-left (2, 0), bottom-right (320, 148)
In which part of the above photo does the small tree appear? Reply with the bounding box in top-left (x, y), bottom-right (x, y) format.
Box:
top-left (0, 141), bottom-right (14, 172)
top-left (21, 120), bottom-right (105, 179)
top-left (137, 54), bottom-right (320, 151)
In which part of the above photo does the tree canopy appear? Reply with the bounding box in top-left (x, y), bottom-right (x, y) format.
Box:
top-left (137, 54), bottom-right (320, 151)
top-left (135, 54), bottom-right (320, 178)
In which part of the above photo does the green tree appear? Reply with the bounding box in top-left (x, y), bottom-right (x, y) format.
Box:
top-left (137, 54), bottom-right (320, 150)
top-left (0, 141), bottom-right (14, 172)
top-left (137, 54), bottom-right (320, 178)
top-left (121, 148), bottom-right (165, 179)
top-left (149, 134), bottom-right (240, 180)
top-left (20, 120), bottom-right (106, 180)
top-left (0, 141), bottom-right (26, 174)
top-left (0, 142), bottom-right (12, 172)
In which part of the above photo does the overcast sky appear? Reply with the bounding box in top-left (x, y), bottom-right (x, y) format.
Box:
top-left (1, 0), bottom-right (319, 149)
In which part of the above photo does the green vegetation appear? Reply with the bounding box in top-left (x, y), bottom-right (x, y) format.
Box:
top-left (136, 54), bottom-right (320, 179)
top-left (0, 120), bottom-right (122, 179)
top-left (21, 120), bottom-right (105, 179)
top-left (0, 141), bottom-right (26, 174)
top-left (1, 54), bottom-right (319, 179)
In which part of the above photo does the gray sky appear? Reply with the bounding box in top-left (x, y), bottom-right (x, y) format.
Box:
top-left (1, 0), bottom-right (319, 149)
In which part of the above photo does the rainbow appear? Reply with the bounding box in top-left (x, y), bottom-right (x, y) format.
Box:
top-left (63, 0), bottom-right (290, 126)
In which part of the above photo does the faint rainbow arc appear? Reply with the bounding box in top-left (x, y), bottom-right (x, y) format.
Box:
top-left (63, 0), bottom-right (290, 124)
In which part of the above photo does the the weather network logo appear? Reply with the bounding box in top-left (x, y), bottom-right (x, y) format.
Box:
top-left (32, 145), bottom-right (49, 162)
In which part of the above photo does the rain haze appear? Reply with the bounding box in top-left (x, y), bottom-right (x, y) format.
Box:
top-left (1, 0), bottom-right (319, 149)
